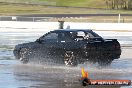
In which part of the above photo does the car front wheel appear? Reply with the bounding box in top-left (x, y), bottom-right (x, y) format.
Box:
top-left (19, 48), bottom-right (30, 64)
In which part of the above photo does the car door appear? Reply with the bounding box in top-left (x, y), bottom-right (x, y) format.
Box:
top-left (58, 31), bottom-right (87, 51)
top-left (57, 32), bottom-right (76, 50)
top-left (39, 32), bottom-right (59, 57)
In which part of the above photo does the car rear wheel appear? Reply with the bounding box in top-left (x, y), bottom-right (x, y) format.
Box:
top-left (64, 51), bottom-right (78, 66)
top-left (19, 48), bottom-right (30, 64)
top-left (98, 59), bottom-right (113, 66)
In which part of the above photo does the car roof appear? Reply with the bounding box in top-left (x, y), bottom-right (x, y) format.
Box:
top-left (53, 29), bottom-right (93, 32)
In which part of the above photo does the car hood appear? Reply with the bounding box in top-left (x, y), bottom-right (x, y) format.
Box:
top-left (14, 42), bottom-right (39, 50)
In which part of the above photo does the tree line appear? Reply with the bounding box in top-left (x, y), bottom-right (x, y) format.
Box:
top-left (104, 0), bottom-right (132, 10)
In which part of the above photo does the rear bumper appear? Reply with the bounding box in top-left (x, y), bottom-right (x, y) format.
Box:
top-left (82, 48), bottom-right (121, 60)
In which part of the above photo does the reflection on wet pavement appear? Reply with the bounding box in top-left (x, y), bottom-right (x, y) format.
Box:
top-left (1, 60), bottom-right (131, 88)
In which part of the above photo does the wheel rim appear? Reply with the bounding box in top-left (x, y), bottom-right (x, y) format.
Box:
top-left (64, 51), bottom-right (78, 66)
top-left (20, 57), bottom-right (29, 64)
top-left (19, 48), bottom-right (30, 64)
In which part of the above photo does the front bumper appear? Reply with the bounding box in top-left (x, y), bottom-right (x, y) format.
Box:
top-left (13, 49), bottom-right (20, 59)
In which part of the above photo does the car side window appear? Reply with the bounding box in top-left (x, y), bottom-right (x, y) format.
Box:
top-left (58, 33), bottom-right (73, 42)
top-left (41, 32), bottom-right (58, 43)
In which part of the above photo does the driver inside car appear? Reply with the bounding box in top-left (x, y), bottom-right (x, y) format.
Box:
top-left (76, 31), bottom-right (90, 41)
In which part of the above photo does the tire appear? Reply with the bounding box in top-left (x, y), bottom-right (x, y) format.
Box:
top-left (98, 52), bottom-right (114, 66)
top-left (64, 51), bottom-right (78, 66)
top-left (98, 59), bottom-right (113, 66)
top-left (19, 48), bottom-right (30, 64)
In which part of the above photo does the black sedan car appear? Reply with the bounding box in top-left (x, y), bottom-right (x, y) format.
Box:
top-left (13, 29), bottom-right (121, 66)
